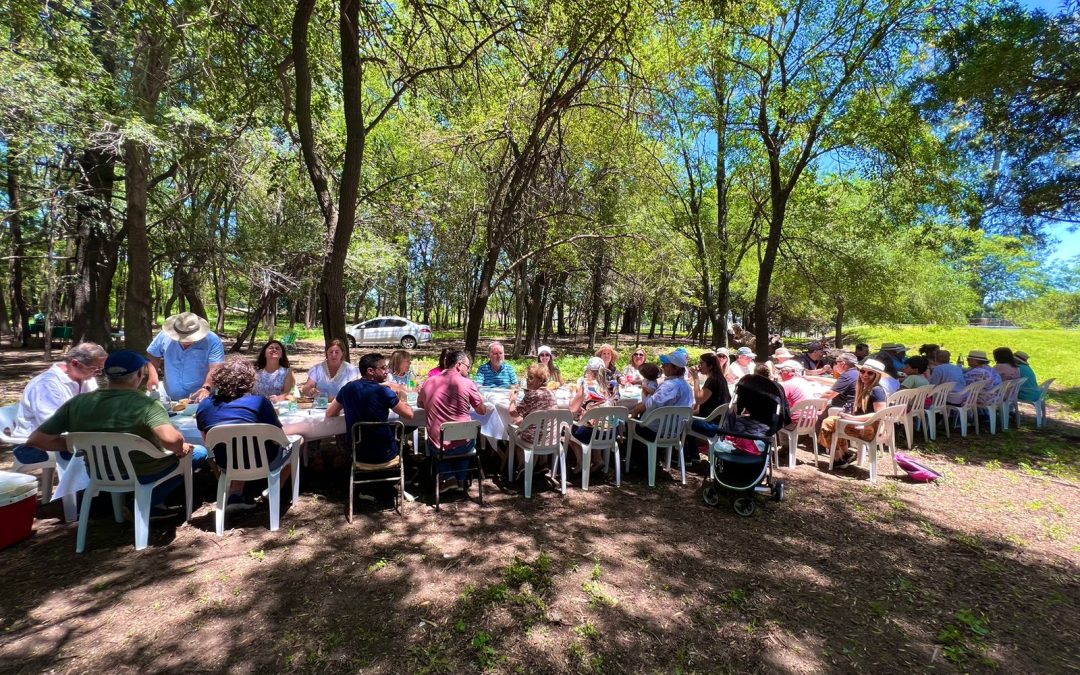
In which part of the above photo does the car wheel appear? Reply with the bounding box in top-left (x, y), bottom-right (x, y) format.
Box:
top-left (400, 336), bottom-right (417, 349)
top-left (347, 335), bottom-right (356, 348)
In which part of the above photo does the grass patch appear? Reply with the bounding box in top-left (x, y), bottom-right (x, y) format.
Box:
top-left (936, 609), bottom-right (995, 667)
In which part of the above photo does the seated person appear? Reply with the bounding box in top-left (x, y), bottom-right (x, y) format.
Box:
top-left (594, 343), bottom-right (619, 373)
top-left (537, 345), bottom-right (564, 386)
top-left (630, 351), bottom-right (694, 464)
top-left (427, 348), bottom-right (451, 379)
top-left (27, 351), bottom-right (207, 518)
top-left (475, 341), bottom-right (518, 387)
top-left (777, 361), bottom-right (814, 422)
top-left (419, 350), bottom-right (488, 491)
top-left (727, 347), bottom-right (756, 382)
top-left (638, 362), bottom-right (661, 398)
top-left (687, 353), bottom-right (733, 457)
top-left (819, 352), bottom-right (860, 409)
top-left (252, 340), bottom-right (295, 402)
top-left (901, 356), bottom-right (930, 389)
top-left (621, 348), bottom-right (648, 384)
top-left (929, 349), bottom-right (967, 405)
top-left (879, 343), bottom-right (909, 373)
top-left (854, 343), bottom-right (870, 363)
top-left (301, 339), bottom-right (359, 400)
top-left (197, 358), bottom-right (293, 509)
top-left (568, 358), bottom-right (619, 473)
top-left (329, 352), bottom-right (414, 465)
top-left (508, 364), bottom-right (561, 473)
top-left (992, 347), bottom-right (1021, 381)
top-left (964, 350), bottom-right (1002, 404)
top-left (11, 341), bottom-right (107, 469)
top-left (1015, 351), bottom-right (1042, 402)
top-left (795, 342), bottom-right (829, 375)
top-left (818, 359), bottom-right (889, 468)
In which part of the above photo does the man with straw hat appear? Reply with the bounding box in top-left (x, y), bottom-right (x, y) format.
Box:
top-left (147, 312), bottom-right (225, 403)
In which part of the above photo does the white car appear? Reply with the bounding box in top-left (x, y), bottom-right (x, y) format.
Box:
top-left (347, 316), bottom-right (433, 349)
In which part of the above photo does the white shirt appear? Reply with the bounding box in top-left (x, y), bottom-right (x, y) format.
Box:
top-left (308, 361), bottom-right (359, 399)
top-left (13, 364), bottom-right (98, 438)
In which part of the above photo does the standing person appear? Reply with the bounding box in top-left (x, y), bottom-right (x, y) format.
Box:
top-left (992, 347), bottom-right (1021, 381)
top-left (27, 351), bottom-right (208, 518)
top-left (328, 353), bottom-right (414, 466)
top-left (1014, 352), bottom-right (1042, 402)
top-left (929, 349), bottom-right (967, 405)
top-left (536, 345), bottom-right (564, 385)
top-left (621, 347), bottom-right (648, 384)
top-left (419, 350), bottom-right (489, 491)
top-left (630, 350), bottom-right (694, 466)
top-left (475, 341), bottom-right (518, 387)
top-left (147, 312), bottom-right (226, 403)
top-left (252, 340), bottom-right (295, 402)
top-left (301, 339), bottom-right (359, 400)
top-left (818, 359), bottom-right (889, 468)
top-left (901, 356), bottom-right (931, 390)
top-left (818, 352), bottom-right (861, 410)
top-left (727, 347), bottom-right (756, 382)
top-left (11, 342), bottom-right (107, 469)
top-left (594, 344), bottom-right (619, 374)
top-left (197, 359), bottom-right (292, 510)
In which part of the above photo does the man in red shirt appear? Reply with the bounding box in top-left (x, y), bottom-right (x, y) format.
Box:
top-left (418, 350), bottom-right (488, 490)
top-left (777, 361), bottom-right (815, 423)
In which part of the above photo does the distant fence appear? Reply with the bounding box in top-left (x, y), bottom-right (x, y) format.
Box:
top-left (968, 317), bottom-right (1018, 328)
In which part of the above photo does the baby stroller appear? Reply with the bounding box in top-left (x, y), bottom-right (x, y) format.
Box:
top-left (702, 374), bottom-right (790, 516)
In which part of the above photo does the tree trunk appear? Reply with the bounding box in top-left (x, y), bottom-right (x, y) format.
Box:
top-left (6, 149), bottom-right (31, 347)
top-left (71, 147), bottom-right (119, 348)
top-left (753, 198), bottom-right (787, 363)
top-left (834, 295), bottom-right (845, 347)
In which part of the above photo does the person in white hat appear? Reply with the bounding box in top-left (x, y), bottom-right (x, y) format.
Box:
top-left (818, 358), bottom-right (890, 468)
top-left (147, 311), bottom-right (225, 403)
top-left (536, 345), bottom-right (563, 385)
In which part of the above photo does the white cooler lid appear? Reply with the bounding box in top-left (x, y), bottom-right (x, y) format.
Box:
top-left (0, 471), bottom-right (39, 506)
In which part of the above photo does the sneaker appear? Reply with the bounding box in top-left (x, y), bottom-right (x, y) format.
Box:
top-left (225, 494), bottom-right (257, 512)
top-left (149, 504), bottom-right (183, 521)
top-left (834, 452), bottom-right (858, 469)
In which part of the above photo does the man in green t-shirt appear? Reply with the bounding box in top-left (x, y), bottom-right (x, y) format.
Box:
top-left (27, 350), bottom-right (208, 514)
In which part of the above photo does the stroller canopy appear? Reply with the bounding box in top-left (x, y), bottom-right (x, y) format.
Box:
top-left (719, 374), bottom-right (791, 440)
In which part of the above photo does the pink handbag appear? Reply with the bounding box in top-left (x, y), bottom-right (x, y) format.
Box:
top-left (894, 452), bottom-right (942, 482)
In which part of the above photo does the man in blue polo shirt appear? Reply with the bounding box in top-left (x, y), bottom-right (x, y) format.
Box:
top-left (329, 352), bottom-right (414, 464)
top-left (475, 341), bottom-right (518, 387)
top-left (147, 312), bottom-right (225, 402)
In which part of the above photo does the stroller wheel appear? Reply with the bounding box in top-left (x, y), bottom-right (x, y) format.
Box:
top-left (702, 483), bottom-right (721, 507)
top-left (772, 480), bottom-right (785, 502)
top-left (733, 496), bottom-right (756, 517)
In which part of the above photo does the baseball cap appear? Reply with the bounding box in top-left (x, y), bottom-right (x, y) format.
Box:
top-left (736, 346), bottom-right (756, 358)
top-left (538, 345), bottom-right (553, 356)
top-left (104, 350), bottom-right (148, 377)
top-left (659, 351), bottom-right (688, 368)
top-left (808, 342), bottom-right (823, 352)
top-left (586, 356), bottom-right (606, 371)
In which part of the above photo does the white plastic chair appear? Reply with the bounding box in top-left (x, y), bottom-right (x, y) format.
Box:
top-left (776, 399), bottom-right (827, 468)
top-left (626, 406), bottom-right (693, 487)
top-left (975, 383), bottom-right (1009, 435)
top-left (685, 403), bottom-right (729, 445)
top-left (998, 378), bottom-right (1024, 431)
top-left (205, 424), bottom-right (302, 536)
top-left (575, 406), bottom-right (628, 490)
top-left (831, 404), bottom-right (906, 483)
top-left (63, 432), bottom-right (193, 552)
top-left (924, 382), bottom-right (955, 441)
top-left (508, 410), bottom-right (572, 498)
top-left (349, 421), bottom-right (406, 520)
top-left (946, 380), bottom-right (988, 437)
top-left (1020, 378), bottom-right (1054, 428)
top-left (887, 387), bottom-right (930, 449)
top-left (429, 419), bottom-right (484, 512)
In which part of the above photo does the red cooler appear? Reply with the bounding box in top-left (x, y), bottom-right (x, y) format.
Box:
top-left (0, 471), bottom-right (39, 550)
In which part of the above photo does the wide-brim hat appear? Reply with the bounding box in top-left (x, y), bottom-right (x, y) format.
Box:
top-left (594, 344), bottom-right (619, 360)
top-left (736, 346), bottom-right (756, 358)
top-left (776, 360), bottom-right (802, 372)
top-left (881, 342), bottom-right (910, 352)
top-left (715, 347), bottom-right (730, 357)
top-left (163, 312), bottom-right (211, 343)
top-left (967, 350), bottom-right (990, 363)
top-left (1014, 351), bottom-right (1030, 365)
top-left (860, 358), bottom-right (888, 375)
top-left (773, 347), bottom-right (794, 359)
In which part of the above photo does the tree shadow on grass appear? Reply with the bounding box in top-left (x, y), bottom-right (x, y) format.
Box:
top-left (0, 462), bottom-right (1077, 674)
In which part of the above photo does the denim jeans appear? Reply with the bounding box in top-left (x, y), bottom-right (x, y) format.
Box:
top-left (137, 445), bottom-right (208, 507)
top-left (427, 439), bottom-right (475, 483)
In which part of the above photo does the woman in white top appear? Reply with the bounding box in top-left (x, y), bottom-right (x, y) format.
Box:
top-left (621, 347), bottom-right (647, 385)
top-left (253, 340), bottom-right (296, 402)
top-left (301, 339), bottom-right (359, 400)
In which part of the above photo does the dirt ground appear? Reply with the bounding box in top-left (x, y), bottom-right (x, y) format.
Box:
top-left (0, 342), bottom-right (1077, 674)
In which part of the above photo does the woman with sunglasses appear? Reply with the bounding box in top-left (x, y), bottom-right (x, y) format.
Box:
top-left (536, 345), bottom-right (563, 385)
top-left (818, 359), bottom-right (889, 468)
top-left (620, 348), bottom-right (648, 385)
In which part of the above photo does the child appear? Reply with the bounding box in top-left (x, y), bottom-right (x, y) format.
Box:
top-left (638, 362), bottom-right (661, 399)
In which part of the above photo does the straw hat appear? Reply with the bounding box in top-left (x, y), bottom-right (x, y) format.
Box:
top-left (880, 342), bottom-right (910, 352)
top-left (773, 347), bottom-right (794, 359)
top-left (162, 312), bottom-right (211, 343)
top-left (1014, 351), bottom-right (1030, 365)
top-left (594, 343), bottom-right (619, 360)
top-left (860, 358), bottom-right (888, 375)
top-left (967, 350), bottom-right (990, 363)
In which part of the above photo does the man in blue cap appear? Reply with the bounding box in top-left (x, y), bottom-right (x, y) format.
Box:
top-left (631, 349), bottom-right (695, 460)
top-left (27, 350), bottom-right (208, 518)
